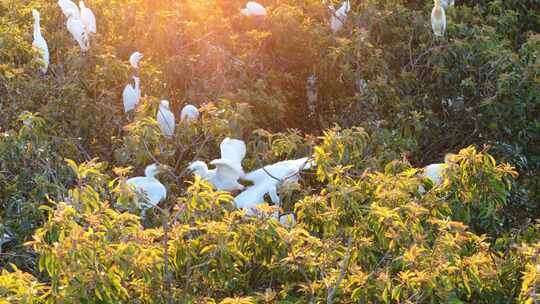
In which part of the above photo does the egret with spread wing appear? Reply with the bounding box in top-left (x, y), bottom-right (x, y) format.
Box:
top-left (79, 1), bottom-right (96, 34)
top-left (66, 9), bottom-right (89, 51)
top-left (233, 157), bottom-right (312, 212)
top-left (330, 0), bottom-right (350, 33)
top-left (58, 0), bottom-right (79, 19)
top-left (188, 138), bottom-right (246, 191)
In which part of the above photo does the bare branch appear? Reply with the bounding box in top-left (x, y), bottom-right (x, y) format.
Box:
top-left (327, 235), bottom-right (353, 304)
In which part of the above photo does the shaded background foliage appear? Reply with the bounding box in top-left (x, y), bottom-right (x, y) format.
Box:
top-left (0, 0), bottom-right (539, 302)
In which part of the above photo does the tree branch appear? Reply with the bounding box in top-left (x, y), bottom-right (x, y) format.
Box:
top-left (327, 235), bottom-right (353, 304)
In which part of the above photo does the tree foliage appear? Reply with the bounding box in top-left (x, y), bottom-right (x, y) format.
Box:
top-left (0, 0), bottom-right (538, 302)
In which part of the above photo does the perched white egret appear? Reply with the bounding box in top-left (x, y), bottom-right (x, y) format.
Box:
top-left (241, 1), bottom-right (267, 16)
top-left (126, 164), bottom-right (167, 210)
top-left (58, 0), bottom-right (80, 19)
top-left (431, 0), bottom-right (446, 37)
top-left (233, 157), bottom-right (312, 212)
top-left (188, 138), bottom-right (247, 191)
top-left (330, 0), bottom-right (350, 33)
top-left (180, 104), bottom-right (200, 122)
top-left (66, 9), bottom-right (89, 51)
top-left (122, 76), bottom-right (141, 113)
top-left (157, 100), bottom-right (175, 138)
top-left (418, 162), bottom-right (448, 194)
top-left (79, 1), bottom-right (96, 34)
top-left (129, 51), bottom-right (143, 69)
top-left (424, 163), bottom-right (446, 186)
top-left (31, 9), bottom-right (49, 73)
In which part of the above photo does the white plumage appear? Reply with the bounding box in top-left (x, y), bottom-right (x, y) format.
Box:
top-left (418, 163), bottom-right (446, 193)
top-left (122, 76), bottom-right (141, 113)
top-left (129, 51), bottom-right (143, 69)
top-left (188, 138), bottom-right (247, 191)
top-left (126, 164), bottom-right (167, 210)
top-left (424, 163), bottom-right (446, 186)
top-left (66, 9), bottom-right (89, 51)
top-left (180, 104), bottom-right (200, 122)
top-left (278, 212), bottom-right (296, 228)
top-left (79, 1), bottom-right (96, 34)
top-left (233, 157), bottom-right (312, 212)
top-left (330, 0), bottom-right (350, 33)
top-left (431, 0), bottom-right (446, 37)
top-left (58, 0), bottom-right (80, 19)
top-left (31, 9), bottom-right (49, 73)
top-left (241, 1), bottom-right (267, 16)
top-left (157, 100), bottom-right (175, 138)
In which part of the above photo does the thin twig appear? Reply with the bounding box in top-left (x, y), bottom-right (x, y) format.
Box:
top-left (327, 235), bottom-right (353, 304)
top-left (285, 239), bottom-right (316, 304)
top-left (160, 207), bottom-right (173, 304)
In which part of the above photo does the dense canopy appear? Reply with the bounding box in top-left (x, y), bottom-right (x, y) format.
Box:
top-left (0, 0), bottom-right (539, 303)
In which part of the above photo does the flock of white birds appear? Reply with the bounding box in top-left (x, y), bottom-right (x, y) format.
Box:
top-left (127, 136), bottom-right (312, 225)
top-left (26, 0), bottom-right (450, 229)
top-left (31, 0), bottom-right (451, 73)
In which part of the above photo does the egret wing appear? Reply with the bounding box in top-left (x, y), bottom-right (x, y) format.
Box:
top-left (233, 183), bottom-right (269, 209)
top-left (220, 137), bottom-right (246, 166)
top-left (140, 181), bottom-right (167, 207)
top-left (123, 83), bottom-right (137, 112)
top-left (157, 108), bottom-right (175, 137)
top-left (81, 8), bottom-right (96, 33)
top-left (211, 159), bottom-right (244, 182)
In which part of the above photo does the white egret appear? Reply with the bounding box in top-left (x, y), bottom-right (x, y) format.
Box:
top-left (157, 100), bottom-right (175, 138)
top-left (126, 164), bottom-right (167, 211)
top-left (66, 9), bottom-right (89, 51)
top-left (79, 1), bottom-right (96, 34)
top-left (233, 157), bottom-right (312, 212)
top-left (122, 76), bottom-right (141, 113)
top-left (180, 104), bottom-right (200, 122)
top-left (241, 1), bottom-right (267, 16)
top-left (242, 157), bottom-right (312, 185)
top-left (330, 0), bottom-right (350, 33)
top-left (31, 9), bottom-right (49, 73)
top-left (188, 138), bottom-right (247, 191)
top-left (129, 51), bottom-right (143, 69)
top-left (431, 0), bottom-right (446, 37)
top-left (418, 162), bottom-right (448, 194)
top-left (424, 163), bottom-right (446, 186)
top-left (58, 0), bottom-right (80, 19)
